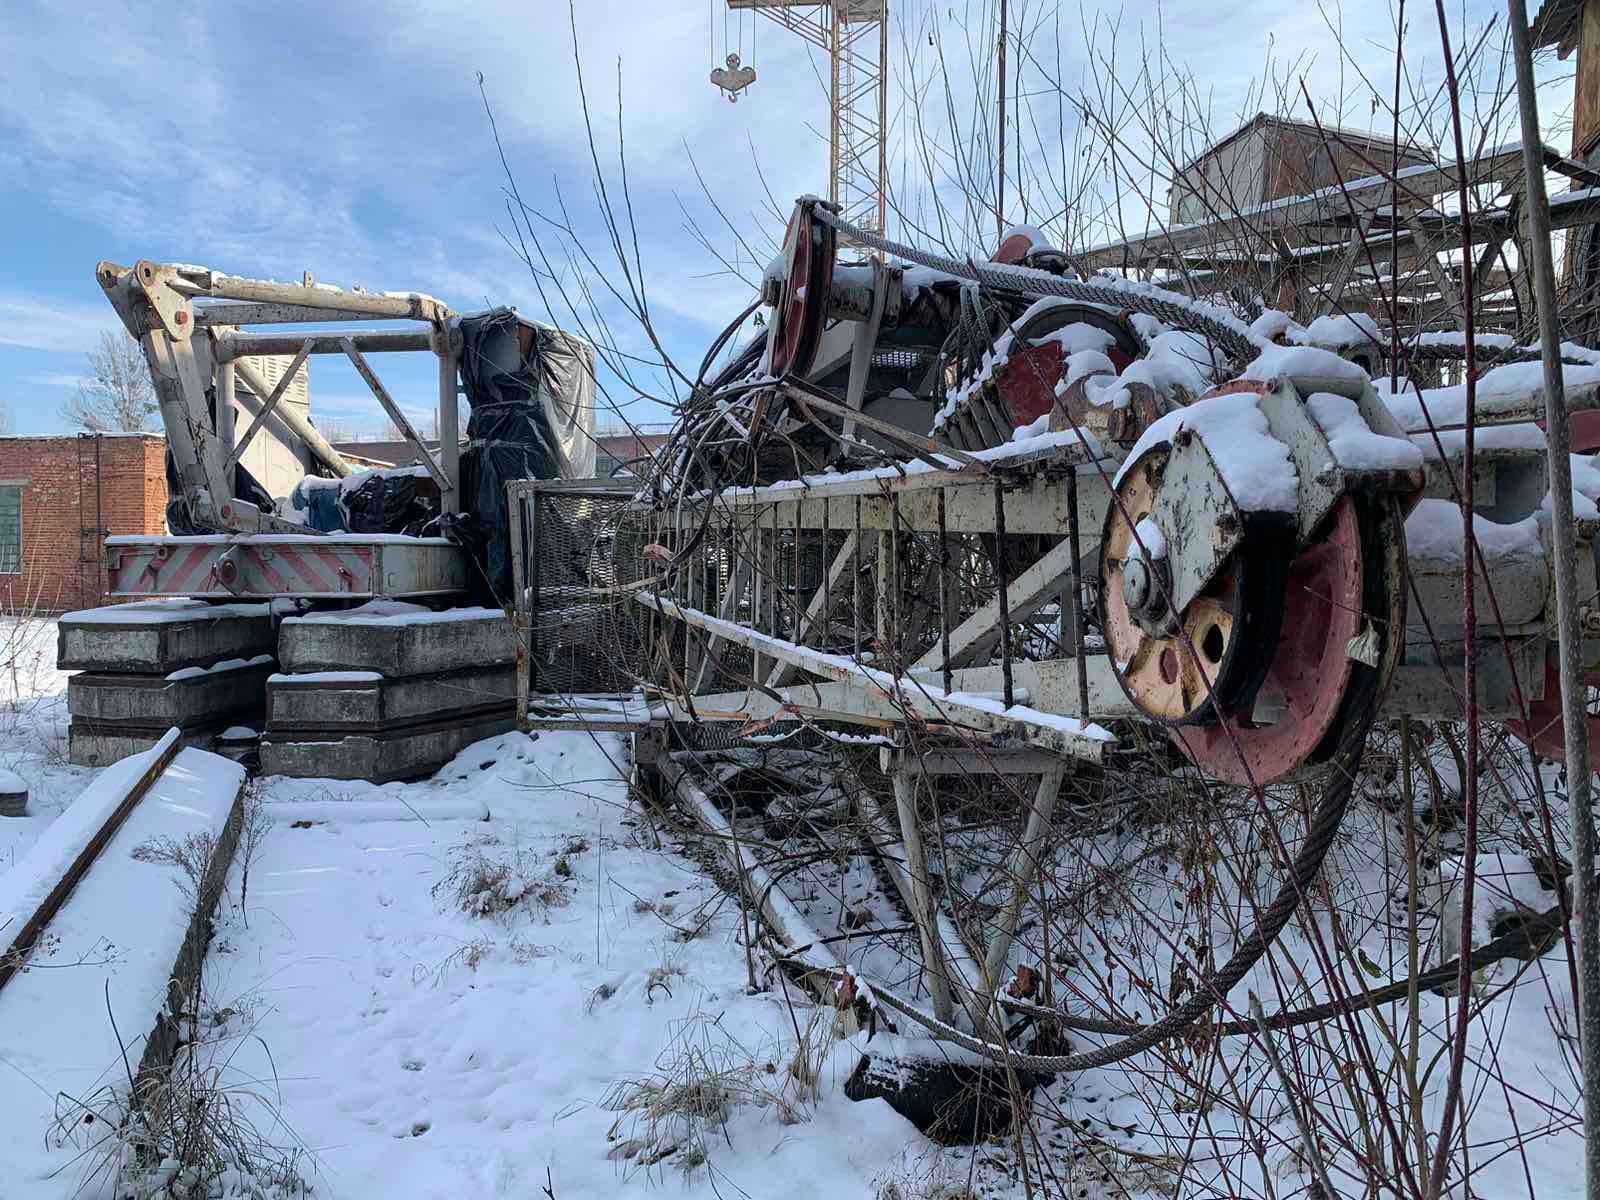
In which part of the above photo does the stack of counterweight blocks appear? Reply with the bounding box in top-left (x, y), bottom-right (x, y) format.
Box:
top-left (59, 600), bottom-right (277, 767)
top-left (260, 606), bottom-right (518, 782)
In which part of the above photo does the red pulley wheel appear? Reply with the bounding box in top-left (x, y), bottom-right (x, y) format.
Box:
top-left (1175, 495), bottom-right (1403, 786)
top-left (768, 202), bottom-right (834, 379)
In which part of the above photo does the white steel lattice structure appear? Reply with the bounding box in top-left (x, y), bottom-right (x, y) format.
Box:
top-left (729, 1), bottom-right (888, 236)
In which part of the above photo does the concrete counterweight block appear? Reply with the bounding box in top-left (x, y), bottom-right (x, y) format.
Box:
top-left (267, 663), bottom-right (516, 732)
top-left (68, 656), bottom-right (276, 727)
top-left (264, 603), bottom-right (518, 782)
top-left (60, 604), bottom-right (278, 769)
top-left (0, 769), bottom-right (27, 817)
top-left (260, 711), bottom-right (516, 783)
top-left (58, 599), bottom-right (274, 674)
top-left (277, 604), bottom-right (515, 674)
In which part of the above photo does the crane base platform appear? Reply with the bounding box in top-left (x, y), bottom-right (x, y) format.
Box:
top-left (104, 535), bottom-right (468, 601)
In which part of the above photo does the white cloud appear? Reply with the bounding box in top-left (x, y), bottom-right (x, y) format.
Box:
top-left (24, 372), bottom-right (86, 390)
top-left (0, 0), bottom-right (1533, 428)
top-left (0, 291), bottom-right (119, 355)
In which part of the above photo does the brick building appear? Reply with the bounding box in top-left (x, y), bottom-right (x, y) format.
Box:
top-left (0, 433), bottom-right (168, 614)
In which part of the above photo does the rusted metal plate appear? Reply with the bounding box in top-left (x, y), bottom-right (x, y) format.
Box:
top-left (1506, 651), bottom-right (1600, 762)
top-left (105, 535), bottom-right (467, 600)
top-left (991, 341), bottom-right (1063, 429)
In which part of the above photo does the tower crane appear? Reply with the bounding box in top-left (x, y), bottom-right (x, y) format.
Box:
top-left (723, 2), bottom-right (889, 237)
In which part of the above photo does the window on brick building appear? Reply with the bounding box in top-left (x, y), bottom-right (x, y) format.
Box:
top-left (0, 486), bottom-right (21, 574)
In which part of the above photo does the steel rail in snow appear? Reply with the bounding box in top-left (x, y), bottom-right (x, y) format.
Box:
top-left (0, 729), bottom-right (183, 994)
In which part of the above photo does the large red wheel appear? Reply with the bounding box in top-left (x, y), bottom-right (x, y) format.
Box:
top-left (1100, 448), bottom-right (1286, 728)
top-left (767, 200), bottom-right (835, 379)
top-left (1174, 495), bottom-right (1407, 786)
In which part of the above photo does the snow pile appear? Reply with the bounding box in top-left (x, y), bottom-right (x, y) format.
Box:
top-left (1132, 516), bottom-right (1167, 560)
top-left (1305, 392), bottom-right (1423, 472)
top-left (1059, 329), bottom-right (1225, 415)
top-left (1403, 498), bottom-right (1545, 566)
top-left (60, 598), bottom-right (269, 625)
top-left (1122, 329), bottom-right (1223, 394)
top-left (1379, 359), bottom-right (1600, 432)
top-left (266, 669), bottom-right (383, 685)
top-left (1115, 390), bottom-right (1300, 512)
top-left (1567, 453), bottom-right (1600, 519)
top-left (898, 262), bottom-right (969, 295)
top-left (1063, 347), bottom-right (1117, 390)
top-left (1248, 308), bottom-right (1300, 343)
top-left (1035, 320), bottom-right (1118, 356)
top-left (283, 600), bottom-right (504, 626)
top-left (166, 653), bottom-right (274, 682)
top-left (997, 223), bottom-right (1056, 255)
top-left (1012, 413), bottom-right (1050, 441)
top-left (1238, 343), bottom-right (1371, 391)
top-left (1296, 311), bottom-right (1381, 349)
top-left (1402, 420), bottom-right (1548, 461)
top-left (1413, 328), bottom-right (1516, 353)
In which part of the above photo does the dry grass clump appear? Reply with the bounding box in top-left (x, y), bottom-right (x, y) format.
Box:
top-left (433, 832), bottom-right (582, 921)
top-left (50, 1002), bottom-right (311, 1198)
top-left (873, 1154), bottom-right (979, 1200)
top-left (132, 831), bottom-right (218, 905)
top-left (601, 1004), bottom-right (834, 1178)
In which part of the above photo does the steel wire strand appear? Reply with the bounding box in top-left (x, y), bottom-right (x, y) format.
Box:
top-left (810, 203), bottom-right (1599, 372)
top-left (809, 205), bottom-right (1262, 364)
top-left (785, 760), bottom-right (1360, 1074)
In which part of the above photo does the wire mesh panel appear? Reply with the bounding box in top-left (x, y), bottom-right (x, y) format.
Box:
top-left (508, 480), bottom-right (654, 709)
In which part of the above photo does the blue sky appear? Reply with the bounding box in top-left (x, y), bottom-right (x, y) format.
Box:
top-left (0, 1), bottom-right (1555, 438)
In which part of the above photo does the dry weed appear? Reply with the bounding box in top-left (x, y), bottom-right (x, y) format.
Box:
top-left (132, 831), bottom-right (219, 906)
top-left (601, 1003), bottom-right (835, 1179)
top-left (433, 833), bottom-right (572, 922)
top-left (50, 990), bottom-right (311, 1199)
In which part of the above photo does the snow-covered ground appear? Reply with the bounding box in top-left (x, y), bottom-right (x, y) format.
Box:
top-left (0, 615), bottom-right (95, 875)
top-left (0, 617), bottom-right (921, 1199)
top-left (3, 611), bottom-right (1591, 1198)
top-left (191, 730), bottom-right (917, 1198)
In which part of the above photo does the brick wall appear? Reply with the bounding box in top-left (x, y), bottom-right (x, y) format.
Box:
top-left (0, 434), bottom-right (168, 614)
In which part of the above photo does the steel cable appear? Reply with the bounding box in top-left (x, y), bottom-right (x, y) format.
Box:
top-left (805, 894), bottom-right (1560, 1052)
top-left (804, 759), bottom-right (1359, 1074)
top-left (809, 204), bottom-right (1264, 365)
top-left (810, 202), bottom-right (1600, 373)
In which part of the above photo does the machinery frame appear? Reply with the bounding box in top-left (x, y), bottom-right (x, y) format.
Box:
top-left (95, 259), bottom-right (471, 599)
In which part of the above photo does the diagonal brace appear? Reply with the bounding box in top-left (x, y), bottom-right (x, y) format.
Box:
top-left (340, 337), bottom-right (452, 491)
top-left (227, 338), bottom-right (314, 473)
top-left (912, 534), bottom-right (1082, 674)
